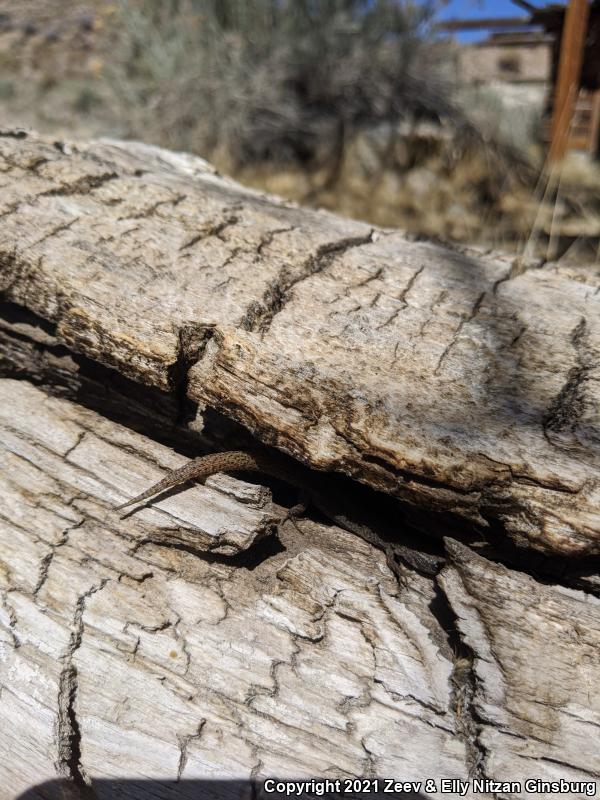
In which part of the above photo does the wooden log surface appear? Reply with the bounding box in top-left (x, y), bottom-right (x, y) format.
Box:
top-left (0, 131), bottom-right (598, 556)
top-left (1, 380), bottom-right (600, 799)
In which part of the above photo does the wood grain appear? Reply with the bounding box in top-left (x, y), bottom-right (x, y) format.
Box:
top-left (1, 381), bottom-right (599, 796)
top-left (0, 130), bottom-right (599, 557)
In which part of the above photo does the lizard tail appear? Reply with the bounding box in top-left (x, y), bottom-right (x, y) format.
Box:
top-left (114, 461), bottom-right (205, 510)
top-left (113, 451), bottom-right (266, 512)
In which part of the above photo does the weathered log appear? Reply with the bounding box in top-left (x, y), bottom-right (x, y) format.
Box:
top-left (1, 380), bottom-right (599, 799)
top-left (0, 131), bottom-right (598, 556)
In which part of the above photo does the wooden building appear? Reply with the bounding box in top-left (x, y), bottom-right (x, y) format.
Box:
top-left (439, 0), bottom-right (600, 159)
top-left (527, 0), bottom-right (600, 158)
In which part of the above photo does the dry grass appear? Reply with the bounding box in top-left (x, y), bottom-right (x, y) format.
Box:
top-left (521, 156), bottom-right (600, 263)
top-left (0, 0), bottom-right (597, 261)
top-left (238, 123), bottom-right (539, 250)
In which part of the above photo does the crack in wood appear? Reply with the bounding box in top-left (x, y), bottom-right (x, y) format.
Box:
top-left (39, 172), bottom-right (119, 198)
top-left (543, 317), bottom-right (591, 436)
top-left (179, 215), bottom-right (239, 251)
top-left (56, 579), bottom-right (108, 792)
top-left (241, 231), bottom-right (374, 334)
top-left (433, 291), bottom-right (487, 377)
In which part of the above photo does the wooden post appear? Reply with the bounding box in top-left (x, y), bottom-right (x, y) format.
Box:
top-left (590, 89), bottom-right (600, 156)
top-left (548, 0), bottom-right (590, 162)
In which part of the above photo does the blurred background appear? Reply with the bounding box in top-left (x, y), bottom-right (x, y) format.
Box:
top-left (0, 0), bottom-right (598, 261)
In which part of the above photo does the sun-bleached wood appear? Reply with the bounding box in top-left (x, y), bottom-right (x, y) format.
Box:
top-left (441, 541), bottom-right (600, 794)
top-left (1, 380), bottom-right (599, 798)
top-left (0, 130), bottom-right (598, 556)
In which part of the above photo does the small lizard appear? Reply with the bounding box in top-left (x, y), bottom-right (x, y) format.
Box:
top-left (116, 449), bottom-right (443, 577)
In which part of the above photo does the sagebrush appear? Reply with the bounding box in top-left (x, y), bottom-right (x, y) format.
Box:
top-left (105, 0), bottom-right (456, 167)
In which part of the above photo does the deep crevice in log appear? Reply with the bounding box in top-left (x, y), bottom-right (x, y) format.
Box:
top-left (1, 298), bottom-right (599, 598)
top-left (429, 577), bottom-right (488, 783)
